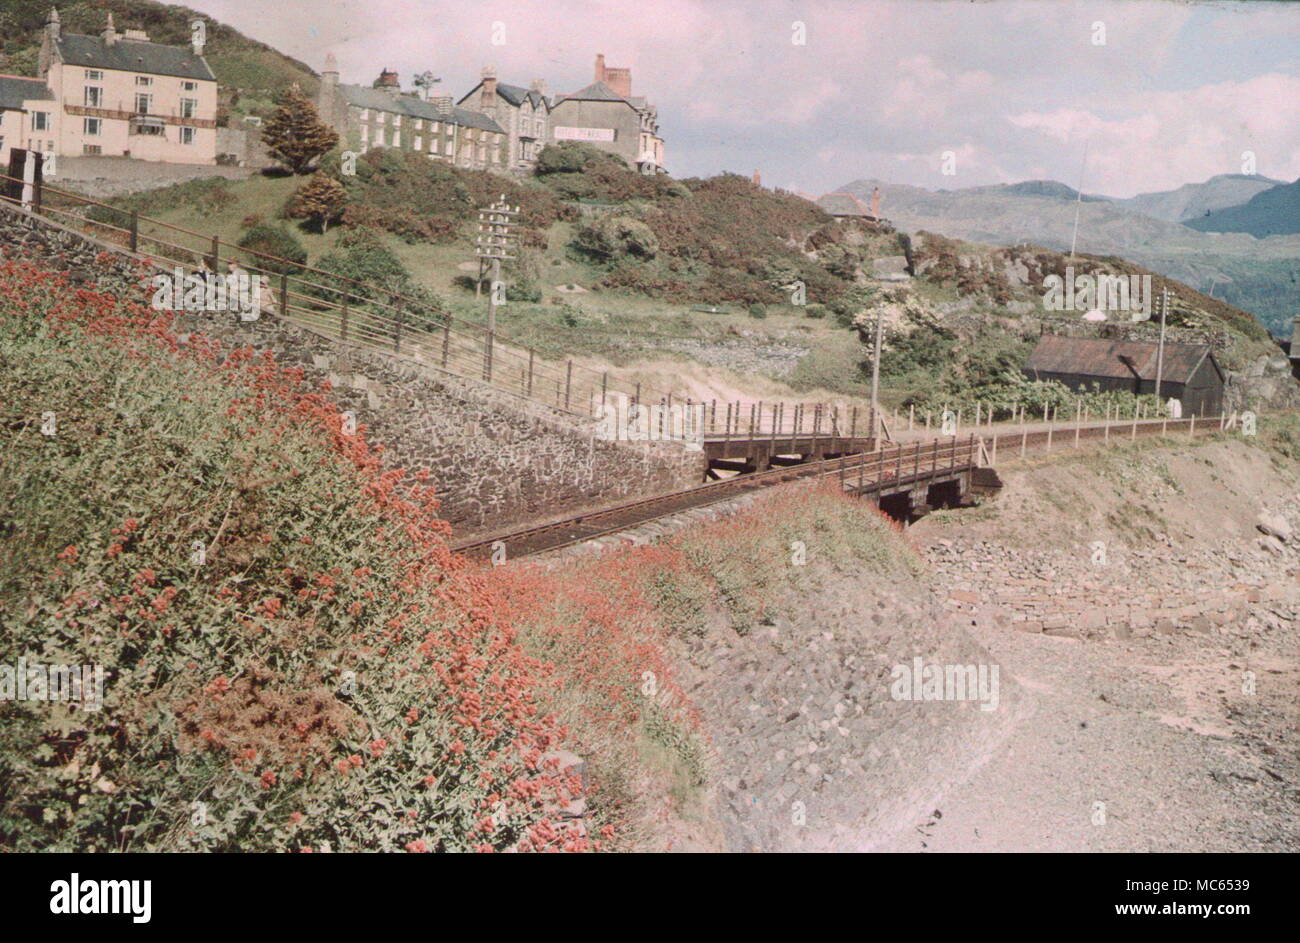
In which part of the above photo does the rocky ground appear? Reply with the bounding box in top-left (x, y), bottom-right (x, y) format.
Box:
top-left (654, 435), bottom-right (1298, 851)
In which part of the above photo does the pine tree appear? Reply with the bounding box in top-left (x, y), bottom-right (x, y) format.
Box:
top-left (288, 173), bottom-right (348, 233)
top-left (262, 85), bottom-right (339, 175)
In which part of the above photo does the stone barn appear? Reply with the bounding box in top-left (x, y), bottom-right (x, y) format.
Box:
top-left (1023, 335), bottom-right (1224, 417)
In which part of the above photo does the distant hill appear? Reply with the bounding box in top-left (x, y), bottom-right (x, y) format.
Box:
top-left (1114, 173), bottom-right (1284, 223)
top-left (0, 0), bottom-right (318, 118)
top-left (1185, 178), bottom-right (1300, 237)
top-left (839, 176), bottom-right (1300, 337)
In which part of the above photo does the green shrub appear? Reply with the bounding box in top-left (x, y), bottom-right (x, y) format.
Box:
top-left (748, 303), bottom-right (767, 319)
top-left (236, 224), bottom-right (307, 274)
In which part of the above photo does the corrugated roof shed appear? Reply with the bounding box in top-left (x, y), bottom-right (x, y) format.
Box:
top-left (56, 33), bottom-right (215, 82)
top-left (1025, 335), bottom-right (1217, 385)
top-left (0, 75), bottom-right (54, 110)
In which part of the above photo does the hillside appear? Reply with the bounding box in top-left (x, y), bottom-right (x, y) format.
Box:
top-left (839, 177), bottom-right (1300, 337)
top-left (1115, 173), bottom-right (1285, 223)
top-left (79, 139), bottom-right (1291, 423)
top-left (1186, 178), bottom-right (1300, 237)
top-left (0, 0), bottom-right (318, 119)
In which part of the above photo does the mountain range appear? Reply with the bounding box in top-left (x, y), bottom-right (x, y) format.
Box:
top-left (838, 174), bottom-right (1300, 337)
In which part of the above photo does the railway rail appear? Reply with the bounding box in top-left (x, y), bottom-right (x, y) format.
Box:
top-left (452, 414), bottom-right (1227, 560)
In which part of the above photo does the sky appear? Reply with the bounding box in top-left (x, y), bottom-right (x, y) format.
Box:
top-left (187, 0), bottom-right (1300, 198)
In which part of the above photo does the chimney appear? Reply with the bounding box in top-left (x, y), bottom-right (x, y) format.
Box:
top-left (752, 169), bottom-right (761, 188)
top-left (431, 96), bottom-right (453, 118)
top-left (124, 29), bottom-right (150, 42)
top-left (322, 53), bottom-right (339, 84)
top-left (604, 66), bottom-right (631, 98)
top-left (480, 66), bottom-right (497, 109)
top-left (39, 7), bottom-right (60, 76)
top-left (594, 53), bottom-right (605, 84)
top-left (101, 12), bottom-right (118, 46)
top-left (374, 68), bottom-right (400, 91)
top-left (191, 23), bottom-right (205, 57)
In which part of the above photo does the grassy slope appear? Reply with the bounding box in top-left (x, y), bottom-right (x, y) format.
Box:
top-left (86, 148), bottom-right (1279, 418)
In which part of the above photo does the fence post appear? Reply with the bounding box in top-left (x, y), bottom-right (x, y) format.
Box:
top-left (279, 272), bottom-right (289, 318)
top-left (394, 305), bottom-right (404, 356)
top-left (601, 372), bottom-right (608, 412)
top-left (527, 348), bottom-right (535, 397)
top-left (564, 360), bottom-right (573, 411)
top-left (340, 299), bottom-right (349, 342)
top-left (483, 329), bottom-right (492, 382)
top-left (441, 320), bottom-right (451, 367)
top-left (1189, 414), bottom-right (1195, 439)
top-left (208, 235), bottom-right (219, 271)
top-left (129, 209), bottom-right (139, 253)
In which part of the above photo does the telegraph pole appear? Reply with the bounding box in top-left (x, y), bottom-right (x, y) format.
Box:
top-left (869, 308), bottom-right (884, 440)
top-left (474, 195), bottom-right (519, 380)
top-left (1154, 285), bottom-right (1170, 402)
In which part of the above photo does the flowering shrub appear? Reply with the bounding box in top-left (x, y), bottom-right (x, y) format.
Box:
top-left (0, 260), bottom-right (590, 852)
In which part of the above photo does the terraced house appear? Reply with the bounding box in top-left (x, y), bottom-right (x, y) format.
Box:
top-left (21, 9), bottom-right (218, 165)
top-left (455, 69), bottom-right (551, 171)
top-left (317, 60), bottom-right (507, 171)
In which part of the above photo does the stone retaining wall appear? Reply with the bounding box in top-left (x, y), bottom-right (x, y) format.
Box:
top-left (1, 203), bottom-right (707, 538)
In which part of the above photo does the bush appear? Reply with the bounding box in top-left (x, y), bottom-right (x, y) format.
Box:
top-left (573, 215), bottom-right (660, 262)
top-left (748, 303), bottom-right (767, 319)
top-left (236, 224), bottom-right (308, 275)
top-left (803, 303), bottom-right (827, 319)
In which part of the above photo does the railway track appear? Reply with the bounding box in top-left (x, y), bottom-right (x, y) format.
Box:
top-left (452, 438), bottom-right (975, 559)
top-left (452, 414), bottom-right (1227, 561)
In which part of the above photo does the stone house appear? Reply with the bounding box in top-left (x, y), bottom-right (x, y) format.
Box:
top-left (456, 69), bottom-right (551, 171)
top-left (549, 54), bottom-right (665, 173)
top-left (19, 9), bottom-right (219, 166)
top-left (318, 60), bottom-right (508, 171)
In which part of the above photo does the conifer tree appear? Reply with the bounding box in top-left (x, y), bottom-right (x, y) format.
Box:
top-left (262, 85), bottom-right (339, 175)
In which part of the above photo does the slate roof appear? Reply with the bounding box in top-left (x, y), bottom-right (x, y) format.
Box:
top-left (817, 192), bottom-right (872, 217)
top-left (55, 33), bottom-right (215, 82)
top-left (0, 75), bottom-right (55, 111)
top-left (1024, 335), bottom-right (1220, 385)
top-left (338, 84), bottom-right (505, 133)
top-left (555, 80), bottom-right (636, 106)
top-left (455, 81), bottom-right (550, 111)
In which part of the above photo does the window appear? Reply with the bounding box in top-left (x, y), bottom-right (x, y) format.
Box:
top-left (135, 76), bottom-right (153, 87)
top-left (393, 114), bottom-right (401, 127)
top-left (430, 121), bottom-right (440, 135)
top-left (84, 85), bottom-right (103, 107)
top-left (413, 136), bottom-right (422, 151)
top-left (84, 117), bottom-right (102, 136)
top-left (359, 108), bottom-right (369, 121)
top-left (180, 97), bottom-right (198, 119)
top-left (389, 130), bottom-right (399, 147)
top-left (135, 93), bottom-right (152, 115)
top-left (360, 125), bottom-right (369, 143)
top-left (182, 81), bottom-right (198, 92)
top-left (414, 119), bottom-right (422, 130)
top-left (379, 112), bottom-right (388, 124)
top-left (83, 144), bottom-right (101, 155)
top-left (85, 69), bottom-right (103, 81)
top-left (180, 126), bottom-right (196, 145)
top-left (32, 112), bottom-right (50, 131)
